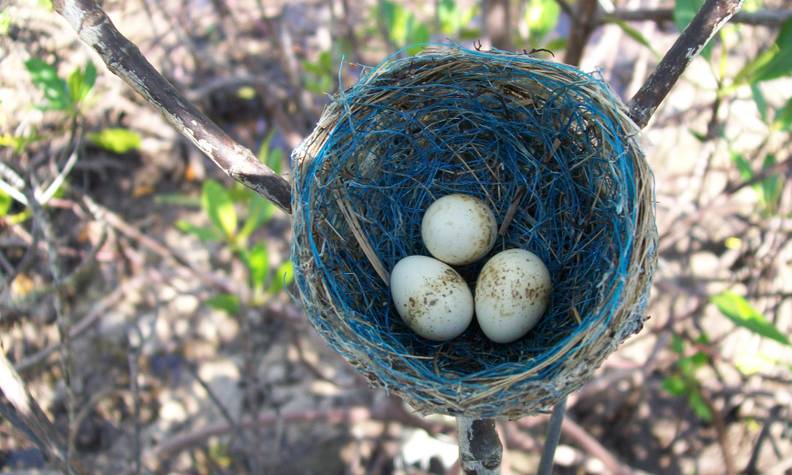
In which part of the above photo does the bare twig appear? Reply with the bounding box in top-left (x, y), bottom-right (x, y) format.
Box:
top-left (483, 0), bottom-right (512, 50)
top-left (537, 398), bottom-right (566, 475)
top-left (564, 0), bottom-right (599, 66)
top-left (605, 7), bottom-right (791, 27)
top-left (457, 417), bottom-right (502, 475)
top-left (745, 405), bottom-right (784, 474)
top-left (0, 353), bottom-right (89, 475)
top-left (24, 184), bottom-right (76, 470)
top-left (53, 0), bottom-right (292, 213)
top-left (628, 0), bottom-right (744, 128)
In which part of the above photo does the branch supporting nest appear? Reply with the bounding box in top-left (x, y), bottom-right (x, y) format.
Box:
top-left (628, 0), bottom-right (744, 128)
top-left (52, 0), bottom-right (293, 213)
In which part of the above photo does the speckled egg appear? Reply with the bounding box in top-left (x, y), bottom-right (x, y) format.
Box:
top-left (421, 194), bottom-right (497, 266)
top-left (475, 249), bottom-right (552, 344)
top-left (390, 255), bottom-right (474, 341)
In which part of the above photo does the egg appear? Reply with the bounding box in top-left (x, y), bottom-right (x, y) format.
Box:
top-left (475, 249), bottom-right (552, 343)
top-left (390, 255), bottom-right (474, 341)
top-left (421, 194), bottom-right (497, 266)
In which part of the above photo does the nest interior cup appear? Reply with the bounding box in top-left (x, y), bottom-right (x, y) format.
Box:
top-left (291, 45), bottom-right (658, 418)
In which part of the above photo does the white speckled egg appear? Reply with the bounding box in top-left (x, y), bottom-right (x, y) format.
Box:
top-left (475, 249), bottom-right (552, 344)
top-left (390, 255), bottom-right (474, 341)
top-left (421, 194), bottom-right (497, 266)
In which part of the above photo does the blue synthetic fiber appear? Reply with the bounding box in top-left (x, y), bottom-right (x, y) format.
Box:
top-left (290, 45), bottom-right (657, 418)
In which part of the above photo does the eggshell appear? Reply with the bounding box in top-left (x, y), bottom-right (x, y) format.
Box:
top-left (390, 255), bottom-right (474, 341)
top-left (421, 194), bottom-right (497, 266)
top-left (475, 249), bottom-right (552, 343)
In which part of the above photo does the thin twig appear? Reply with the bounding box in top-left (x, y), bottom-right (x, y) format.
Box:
top-left (604, 7), bottom-right (791, 27)
top-left (628, 0), bottom-right (744, 128)
top-left (53, 0), bottom-right (292, 212)
top-left (537, 398), bottom-right (566, 475)
top-left (0, 353), bottom-right (89, 475)
top-left (564, 0), bottom-right (599, 66)
top-left (24, 183), bottom-right (76, 472)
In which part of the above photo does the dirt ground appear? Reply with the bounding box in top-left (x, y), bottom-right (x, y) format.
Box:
top-left (1, 0), bottom-right (791, 474)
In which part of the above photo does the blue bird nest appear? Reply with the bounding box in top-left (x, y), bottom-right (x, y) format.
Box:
top-left (290, 45), bottom-right (657, 418)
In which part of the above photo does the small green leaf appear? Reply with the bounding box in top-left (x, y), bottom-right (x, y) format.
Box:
top-left (609, 19), bottom-right (659, 57)
top-left (25, 57), bottom-right (71, 111)
top-left (244, 243), bottom-right (269, 290)
top-left (524, 0), bottom-right (560, 44)
top-left (257, 130), bottom-right (283, 175)
top-left (671, 334), bottom-right (685, 354)
top-left (205, 294), bottom-right (240, 315)
top-left (753, 18), bottom-right (792, 82)
top-left (67, 61), bottom-right (95, 105)
top-left (238, 195), bottom-right (275, 243)
top-left (268, 261), bottom-right (294, 294)
top-left (87, 128), bottom-right (142, 154)
top-left (0, 189), bottom-right (11, 216)
top-left (202, 180), bottom-right (237, 239)
top-left (759, 154), bottom-right (782, 212)
top-left (751, 84), bottom-right (768, 123)
top-left (662, 375), bottom-right (687, 396)
top-left (730, 152), bottom-right (754, 181)
top-left (772, 97), bottom-right (792, 132)
top-left (711, 291), bottom-right (790, 346)
top-left (689, 351), bottom-right (709, 367)
top-left (438, 0), bottom-right (478, 36)
top-left (688, 390), bottom-right (713, 422)
top-left (0, 10), bottom-right (12, 36)
top-left (175, 220), bottom-right (223, 242)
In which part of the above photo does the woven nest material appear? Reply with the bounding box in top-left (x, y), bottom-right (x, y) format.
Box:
top-left (291, 45), bottom-right (658, 418)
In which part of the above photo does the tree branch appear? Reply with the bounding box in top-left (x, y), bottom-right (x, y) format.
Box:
top-left (605, 7), bottom-right (791, 27)
top-left (0, 353), bottom-right (90, 475)
top-left (628, 0), bottom-right (744, 129)
top-left (52, 0), bottom-right (292, 213)
top-left (564, 0), bottom-right (599, 66)
top-left (457, 417), bottom-right (503, 475)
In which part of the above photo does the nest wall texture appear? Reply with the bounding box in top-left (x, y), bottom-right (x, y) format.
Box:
top-left (291, 46), bottom-right (658, 418)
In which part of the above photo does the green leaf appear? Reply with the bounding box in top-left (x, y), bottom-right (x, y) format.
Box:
top-left (759, 154), bottom-right (782, 212)
top-left (175, 220), bottom-right (223, 242)
top-left (524, 0), bottom-right (560, 43)
top-left (609, 19), bottom-right (659, 57)
top-left (268, 261), bottom-right (294, 294)
top-left (257, 130), bottom-right (283, 175)
top-left (772, 97), bottom-right (792, 132)
top-left (205, 294), bottom-right (240, 315)
top-left (238, 195), bottom-right (275, 243)
top-left (0, 10), bottom-right (12, 36)
top-left (0, 189), bottom-right (11, 217)
top-left (202, 180), bottom-right (237, 239)
top-left (730, 152), bottom-right (754, 181)
top-left (662, 375), bottom-right (687, 396)
top-left (753, 18), bottom-right (792, 82)
top-left (438, 0), bottom-right (478, 36)
top-left (711, 291), bottom-right (790, 346)
top-left (687, 390), bottom-right (713, 422)
top-left (244, 243), bottom-right (269, 290)
top-left (67, 61), bottom-right (96, 105)
top-left (87, 128), bottom-right (142, 154)
top-left (25, 57), bottom-right (71, 111)
top-left (689, 351), bottom-right (709, 367)
top-left (751, 84), bottom-right (768, 123)
top-left (671, 334), bottom-right (685, 354)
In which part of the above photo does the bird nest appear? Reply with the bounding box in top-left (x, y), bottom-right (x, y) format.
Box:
top-left (290, 45), bottom-right (657, 418)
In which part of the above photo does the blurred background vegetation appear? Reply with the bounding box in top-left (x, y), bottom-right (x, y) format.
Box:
top-left (0, 0), bottom-right (791, 473)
